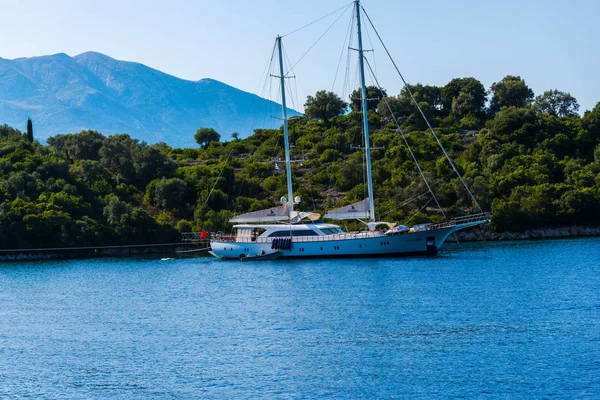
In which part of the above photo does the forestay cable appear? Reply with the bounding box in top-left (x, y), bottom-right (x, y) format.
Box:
top-left (361, 5), bottom-right (483, 213)
top-left (204, 150), bottom-right (233, 206)
top-left (282, 2), bottom-right (353, 38)
top-left (363, 57), bottom-right (446, 219)
top-left (285, 4), bottom-right (353, 76)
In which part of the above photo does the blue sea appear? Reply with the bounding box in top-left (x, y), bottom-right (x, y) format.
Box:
top-left (0, 238), bottom-right (598, 398)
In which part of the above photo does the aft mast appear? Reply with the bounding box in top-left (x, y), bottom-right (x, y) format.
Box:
top-left (355, 0), bottom-right (375, 223)
top-left (276, 35), bottom-right (295, 215)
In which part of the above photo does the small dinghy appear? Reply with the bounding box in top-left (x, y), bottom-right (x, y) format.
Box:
top-left (239, 251), bottom-right (280, 261)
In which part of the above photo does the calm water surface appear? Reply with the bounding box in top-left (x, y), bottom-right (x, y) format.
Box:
top-left (0, 238), bottom-right (598, 398)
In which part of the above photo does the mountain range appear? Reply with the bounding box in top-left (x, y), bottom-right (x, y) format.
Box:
top-left (0, 52), bottom-right (297, 148)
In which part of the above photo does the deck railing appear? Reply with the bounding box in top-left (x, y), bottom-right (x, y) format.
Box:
top-left (210, 212), bottom-right (492, 244)
top-left (181, 232), bottom-right (201, 241)
top-left (213, 231), bottom-right (384, 244)
top-left (426, 212), bottom-right (491, 231)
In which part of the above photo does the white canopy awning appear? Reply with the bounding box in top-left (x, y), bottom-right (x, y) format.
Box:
top-left (324, 198), bottom-right (370, 220)
top-left (290, 211), bottom-right (321, 223)
top-left (230, 206), bottom-right (321, 223)
top-left (229, 206), bottom-right (289, 223)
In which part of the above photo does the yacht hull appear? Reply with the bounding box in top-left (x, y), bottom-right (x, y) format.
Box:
top-left (210, 224), bottom-right (467, 260)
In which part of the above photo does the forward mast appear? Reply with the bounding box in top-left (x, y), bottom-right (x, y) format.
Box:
top-left (354, 0), bottom-right (376, 223)
top-left (276, 35), bottom-right (295, 215)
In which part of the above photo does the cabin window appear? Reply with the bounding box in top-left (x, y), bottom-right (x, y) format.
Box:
top-left (267, 229), bottom-right (318, 237)
top-left (321, 227), bottom-right (344, 234)
top-left (250, 228), bottom-right (266, 241)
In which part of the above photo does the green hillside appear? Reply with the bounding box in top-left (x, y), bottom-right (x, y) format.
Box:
top-left (1, 76), bottom-right (599, 249)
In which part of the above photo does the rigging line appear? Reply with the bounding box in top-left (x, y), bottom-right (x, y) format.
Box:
top-left (331, 6), bottom-right (355, 92)
top-left (231, 153), bottom-right (251, 216)
top-left (288, 77), bottom-right (299, 114)
top-left (257, 41), bottom-right (278, 97)
top-left (285, 77), bottom-right (297, 112)
top-left (363, 18), bottom-right (378, 79)
top-left (378, 170), bottom-right (455, 218)
top-left (351, 57), bottom-right (361, 107)
top-left (378, 192), bottom-right (430, 217)
top-left (285, 4), bottom-right (352, 76)
top-left (403, 195), bottom-right (437, 226)
top-left (296, 142), bottom-right (317, 212)
top-left (204, 149), bottom-right (234, 206)
top-left (361, 5), bottom-right (483, 213)
top-left (285, 49), bottom-right (300, 114)
top-left (266, 73), bottom-right (273, 128)
top-left (283, 45), bottom-right (301, 114)
top-left (262, 50), bottom-right (276, 129)
top-left (341, 7), bottom-right (356, 102)
top-left (282, 46), bottom-right (299, 112)
top-left (342, 13), bottom-right (355, 99)
top-left (363, 57), bottom-right (446, 219)
top-left (269, 80), bottom-right (284, 163)
top-left (294, 76), bottom-right (300, 114)
top-left (282, 2), bottom-right (353, 37)
top-left (258, 42), bottom-right (279, 131)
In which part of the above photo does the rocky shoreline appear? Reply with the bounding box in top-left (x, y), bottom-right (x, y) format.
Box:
top-left (452, 225), bottom-right (600, 242)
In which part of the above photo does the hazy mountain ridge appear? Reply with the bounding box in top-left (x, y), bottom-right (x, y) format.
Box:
top-left (0, 52), bottom-right (295, 147)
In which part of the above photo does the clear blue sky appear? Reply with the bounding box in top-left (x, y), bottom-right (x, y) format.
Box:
top-left (1, 0), bottom-right (598, 113)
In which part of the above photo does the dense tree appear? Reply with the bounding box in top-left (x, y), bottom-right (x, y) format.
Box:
top-left (486, 106), bottom-right (540, 147)
top-left (153, 177), bottom-right (188, 211)
top-left (133, 143), bottom-right (177, 187)
top-left (350, 86), bottom-right (387, 112)
top-left (489, 75), bottom-right (535, 114)
top-left (48, 130), bottom-right (106, 161)
top-left (115, 207), bottom-right (180, 245)
top-left (194, 128), bottom-right (221, 148)
top-left (377, 84), bottom-right (443, 130)
top-left (401, 84), bottom-right (443, 113)
top-left (441, 78), bottom-right (487, 119)
top-left (535, 90), bottom-right (580, 117)
top-left (582, 102), bottom-right (600, 140)
top-left (69, 160), bottom-right (112, 194)
top-left (99, 134), bottom-right (137, 183)
top-left (377, 96), bottom-right (411, 124)
top-left (304, 90), bottom-right (347, 123)
top-left (0, 124), bottom-right (23, 141)
top-left (1, 171), bottom-right (39, 201)
top-left (103, 195), bottom-right (132, 225)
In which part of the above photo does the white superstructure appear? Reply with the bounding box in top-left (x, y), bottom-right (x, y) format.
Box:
top-left (210, 215), bottom-right (489, 260)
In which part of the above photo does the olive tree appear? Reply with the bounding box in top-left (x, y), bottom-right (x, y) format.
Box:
top-left (304, 90), bottom-right (347, 123)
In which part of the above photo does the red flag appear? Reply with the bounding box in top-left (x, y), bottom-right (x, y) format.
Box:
top-left (200, 228), bottom-right (209, 239)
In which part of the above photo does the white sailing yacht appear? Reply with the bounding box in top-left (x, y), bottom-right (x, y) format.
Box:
top-left (209, 0), bottom-right (490, 260)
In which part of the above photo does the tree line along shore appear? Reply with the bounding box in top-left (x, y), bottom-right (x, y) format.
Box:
top-left (1, 75), bottom-right (599, 250)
